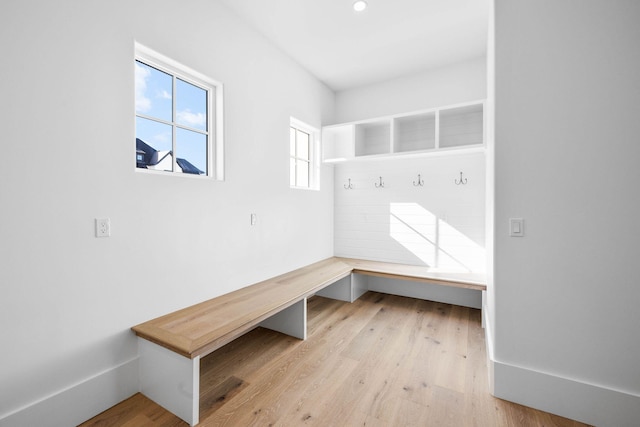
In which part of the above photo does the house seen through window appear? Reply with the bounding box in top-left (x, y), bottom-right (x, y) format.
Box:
top-left (290, 118), bottom-right (318, 189)
top-left (135, 44), bottom-right (223, 178)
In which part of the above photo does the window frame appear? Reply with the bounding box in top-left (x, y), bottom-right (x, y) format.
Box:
top-left (134, 42), bottom-right (224, 180)
top-left (289, 117), bottom-right (319, 190)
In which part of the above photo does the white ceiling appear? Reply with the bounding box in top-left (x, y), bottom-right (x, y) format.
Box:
top-left (219, 0), bottom-right (490, 92)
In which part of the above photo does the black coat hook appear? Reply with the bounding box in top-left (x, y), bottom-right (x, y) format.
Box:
top-left (344, 178), bottom-right (353, 189)
top-left (413, 174), bottom-right (424, 186)
top-left (375, 176), bottom-right (384, 188)
top-left (455, 171), bottom-right (468, 185)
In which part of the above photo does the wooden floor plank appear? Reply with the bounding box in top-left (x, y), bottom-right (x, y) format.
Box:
top-left (79, 393), bottom-right (187, 427)
top-left (82, 292), bottom-right (591, 427)
top-left (433, 304), bottom-right (470, 393)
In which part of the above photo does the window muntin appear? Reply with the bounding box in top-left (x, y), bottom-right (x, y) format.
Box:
top-left (134, 43), bottom-right (224, 179)
top-left (289, 118), bottom-right (318, 189)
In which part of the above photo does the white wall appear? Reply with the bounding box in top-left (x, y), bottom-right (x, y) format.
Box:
top-left (334, 153), bottom-right (486, 272)
top-left (0, 1), bottom-right (334, 425)
top-left (333, 57), bottom-right (486, 124)
top-left (332, 59), bottom-right (487, 274)
top-left (492, 1), bottom-right (640, 425)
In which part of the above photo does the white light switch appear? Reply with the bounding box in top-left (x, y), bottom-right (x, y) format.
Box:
top-left (250, 213), bottom-right (257, 226)
top-left (509, 218), bottom-right (524, 237)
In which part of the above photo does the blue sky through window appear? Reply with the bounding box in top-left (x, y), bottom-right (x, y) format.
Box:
top-left (136, 117), bottom-right (172, 152)
top-left (135, 60), bottom-right (209, 173)
top-left (176, 78), bottom-right (207, 131)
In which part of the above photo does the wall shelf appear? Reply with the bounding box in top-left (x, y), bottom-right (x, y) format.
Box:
top-left (355, 120), bottom-right (390, 156)
top-left (394, 112), bottom-right (436, 153)
top-left (322, 100), bottom-right (485, 162)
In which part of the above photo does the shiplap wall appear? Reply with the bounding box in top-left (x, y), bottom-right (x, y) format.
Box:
top-left (334, 152), bottom-right (486, 273)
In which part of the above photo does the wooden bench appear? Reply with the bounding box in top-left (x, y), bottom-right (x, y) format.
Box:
top-left (132, 257), bottom-right (486, 426)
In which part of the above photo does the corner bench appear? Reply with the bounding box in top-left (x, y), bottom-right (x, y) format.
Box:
top-left (132, 257), bottom-right (486, 426)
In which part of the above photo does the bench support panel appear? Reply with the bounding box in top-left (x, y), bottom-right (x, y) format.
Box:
top-left (259, 298), bottom-right (307, 340)
top-left (366, 275), bottom-right (482, 309)
top-left (352, 273), bottom-right (369, 301)
top-left (138, 339), bottom-right (200, 426)
top-left (315, 275), bottom-right (353, 301)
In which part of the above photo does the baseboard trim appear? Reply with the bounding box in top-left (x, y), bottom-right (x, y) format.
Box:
top-left (494, 360), bottom-right (640, 426)
top-left (482, 296), bottom-right (495, 394)
top-left (482, 315), bottom-right (640, 427)
top-left (0, 357), bottom-right (139, 427)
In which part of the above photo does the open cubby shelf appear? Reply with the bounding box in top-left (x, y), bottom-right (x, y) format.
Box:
top-left (323, 101), bottom-right (484, 162)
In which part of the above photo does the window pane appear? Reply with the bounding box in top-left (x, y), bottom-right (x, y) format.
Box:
top-left (296, 129), bottom-right (310, 160)
top-left (136, 117), bottom-right (173, 172)
top-left (290, 127), bottom-right (296, 156)
top-left (290, 157), bottom-right (296, 186)
top-left (135, 61), bottom-right (172, 122)
top-left (176, 79), bottom-right (207, 131)
top-left (296, 160), bottom-right (309, 187)
top-left (176, 128), bottom-right (207, 175)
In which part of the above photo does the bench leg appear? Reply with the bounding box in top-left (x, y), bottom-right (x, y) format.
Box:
top-left (316, 274), bottom-right (369, 302)
top-left (138, 338), bottom-right (200, 426)
top-left (351, 273), bottom-right (369, 301)
top-left (315, 275), bottom-right (352, 301)
top-left (315, 274), bottom-right (368, 302)
top-left (259, 298), bottom-right (307, 340)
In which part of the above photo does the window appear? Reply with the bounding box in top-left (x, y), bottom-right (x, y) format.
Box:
top-left (290, 118), bottom-right (319, 189)
top-left (134, 43), bottom-right (224, 179)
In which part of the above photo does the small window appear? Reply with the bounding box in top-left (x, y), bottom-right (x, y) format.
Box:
top-left (134, 43), bottom-right (224, 179)
top-left (290, 118), bottom-right (319, 189)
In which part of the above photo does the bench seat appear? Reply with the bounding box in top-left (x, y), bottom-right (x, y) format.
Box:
top-left (132, 257), bottom-right (353, 358)
top-left (340, 257), bottom-right (486, 291)
top-left (131, 256), bottom-right (486, 425)
top-left (132, 257), bottom-right (486, 359)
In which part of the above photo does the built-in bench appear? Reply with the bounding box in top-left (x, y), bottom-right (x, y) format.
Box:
top-left (132, 257), bottom-right (486, 426)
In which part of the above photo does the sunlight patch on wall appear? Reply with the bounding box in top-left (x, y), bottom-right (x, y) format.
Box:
top-left (390, 203), bottom-right (485, 273)
top-left (390, 203), bottom-right (437, 266)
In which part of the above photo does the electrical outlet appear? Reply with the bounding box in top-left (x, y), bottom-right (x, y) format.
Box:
top-left (96, 218), bottom-right (111, 237)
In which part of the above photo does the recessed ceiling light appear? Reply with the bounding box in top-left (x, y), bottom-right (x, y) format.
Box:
top-left (353, 0), bottom-right (368, 12)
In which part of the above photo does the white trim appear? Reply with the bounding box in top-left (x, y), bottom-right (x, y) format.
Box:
top-left (0, 358), bottom-right (138, 427)
top-left (435, 109), bottom-right (441, 150)
top-left (323, 144), bottom-right (485, 164)
top-left (135, 166), bottom-right (219, 180)
top-left (492, 359), bottom-right (640, 427)
top-left (483, 306), bottom-right (640, 426)
top-left (215, 83), bottom-right (225, 181)
top-left (290, 117), bottom-right (320, 190)
top-left (134, 41), bottom-right (224, 180)
top-left (134, 42), bottom-right (221, 91)
top-left (482, 297), bottom-right (496, 394)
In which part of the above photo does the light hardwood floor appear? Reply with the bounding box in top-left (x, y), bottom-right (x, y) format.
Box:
top-left (82, 292), bottom-right (590, 426)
